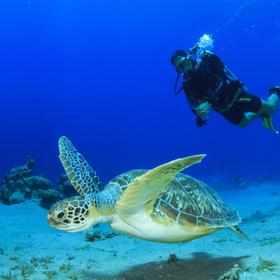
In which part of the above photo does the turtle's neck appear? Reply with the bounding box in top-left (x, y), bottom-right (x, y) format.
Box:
top-left (93, 184), bottom-right (122, 217)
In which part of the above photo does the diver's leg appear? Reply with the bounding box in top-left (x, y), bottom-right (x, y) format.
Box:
top-left (238, 112), bottom-right (260, 127)
top-left (258, 86), bottom-right (280, 114)
top-left (237, 88), bottom-right (279, 127)
top-left (257, 94), bottom-right (279, 115)
top-left (238, 95), bottom-right (278, 127)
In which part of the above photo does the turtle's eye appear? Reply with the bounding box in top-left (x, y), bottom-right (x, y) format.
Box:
top-left (56, 211), bottom-right (66, 219)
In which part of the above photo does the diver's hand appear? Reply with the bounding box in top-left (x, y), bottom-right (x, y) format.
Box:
top-left (195, 102), bottom-right (211, 118)
top-left (196, 117), bottom-right (207, 127)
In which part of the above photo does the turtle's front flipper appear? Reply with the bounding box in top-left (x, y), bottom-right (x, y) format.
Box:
top-left (58, 136), bottom-right (101, 195)
top-left (116, 155), bottom-right (206, 224)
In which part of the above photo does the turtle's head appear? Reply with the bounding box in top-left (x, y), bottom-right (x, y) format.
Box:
top-left (48, 196), bottom-right (93, 232)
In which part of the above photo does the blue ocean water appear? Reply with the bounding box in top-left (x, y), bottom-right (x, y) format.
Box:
top-left (0, 0), bottom-right (280, 185)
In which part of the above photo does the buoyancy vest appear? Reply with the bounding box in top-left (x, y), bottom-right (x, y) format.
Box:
top-left (183, 52), bottom-right (242, 112)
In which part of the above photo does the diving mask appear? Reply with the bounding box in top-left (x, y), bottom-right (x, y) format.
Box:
top-left (175, 56), bottom-right (192, 73)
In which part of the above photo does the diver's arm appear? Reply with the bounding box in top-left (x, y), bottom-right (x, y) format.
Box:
top-left (192, 105), bottom-right (209, 127)
top-left (186, 93), bottom-right (201, 112)
top-left (184, 83), bottom-right (211, 126)
top-left (194, 101), bottom-right (212, 116)
top-left (189, 98), bottom-right (211, 127)
top-left (185, 90), bottom-right (212, 115)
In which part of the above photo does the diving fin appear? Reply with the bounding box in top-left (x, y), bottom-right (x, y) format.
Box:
top-left (269, 86), bottom-right (280, 97)
top-left (262, 116), bottom-right (279, 135)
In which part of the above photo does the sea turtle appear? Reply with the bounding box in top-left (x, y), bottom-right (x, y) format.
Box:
top-left (48, 136), bottom-right (246, 243)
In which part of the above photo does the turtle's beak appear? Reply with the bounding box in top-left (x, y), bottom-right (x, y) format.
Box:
top-left (48, 215), bottom-right (66, 228)
top-left (47, 214), bottom-right (89, 232)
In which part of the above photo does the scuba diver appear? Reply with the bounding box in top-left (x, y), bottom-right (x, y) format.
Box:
top-left (171, 34), bottom-right (280, 133)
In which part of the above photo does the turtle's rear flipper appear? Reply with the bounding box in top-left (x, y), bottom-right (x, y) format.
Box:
top-left (230, 225), bottom-right (249, 240)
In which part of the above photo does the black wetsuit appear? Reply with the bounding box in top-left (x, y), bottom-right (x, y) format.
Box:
top-left (183, 53), bottom-right (261, 124)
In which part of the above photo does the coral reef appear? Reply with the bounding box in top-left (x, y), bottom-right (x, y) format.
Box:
top-left (168, 254), bottom-right (179, 263)
top-left (0, 158), bottom-right (63, 209)
top-left (230, 174), bottom-right (280, 191)
top-left (217, 264), bottom-right (243, 280)
top-left (56, 174), bottom-right (76, 197)
top-left (232, 176), bottom-right (249, 191)
top-left (256, 175), bottom-right (280, 186)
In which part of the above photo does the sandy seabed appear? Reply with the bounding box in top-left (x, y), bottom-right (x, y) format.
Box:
top-left (0, 183), bottom-right (280, 280)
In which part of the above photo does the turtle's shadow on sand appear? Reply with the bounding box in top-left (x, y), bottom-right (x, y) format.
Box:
top-left (88, 252), bottom-right (250, 280)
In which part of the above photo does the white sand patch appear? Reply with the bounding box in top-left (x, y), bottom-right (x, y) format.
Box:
top-left (0, 184), bottom-right (280, 279)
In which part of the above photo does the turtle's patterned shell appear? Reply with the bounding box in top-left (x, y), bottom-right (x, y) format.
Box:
top-left (105, 170), bottom-right (240, 228)
top-left (105, 169), bottom-right (147, 192)
top-left (154, 174), bottom-right (240, 227)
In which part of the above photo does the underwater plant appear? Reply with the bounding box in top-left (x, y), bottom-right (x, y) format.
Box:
top-left (30, 256), bottom-right (55, 269)
top-left (43, 270), bottom-right (58, 280)
top-left (0, 272), bottom-right (17, 280)
top-left (59, 262), bottom-right (73, 272)
top-left (256, 257), bottom-right (277, 272)
top-left (84, 227), bottom-right (118, 242)
top-left (20, 263), bottom-right (35, 278)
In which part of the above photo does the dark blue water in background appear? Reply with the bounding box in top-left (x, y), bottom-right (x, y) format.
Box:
top-left (0, 0), bottom-right (279, 186)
